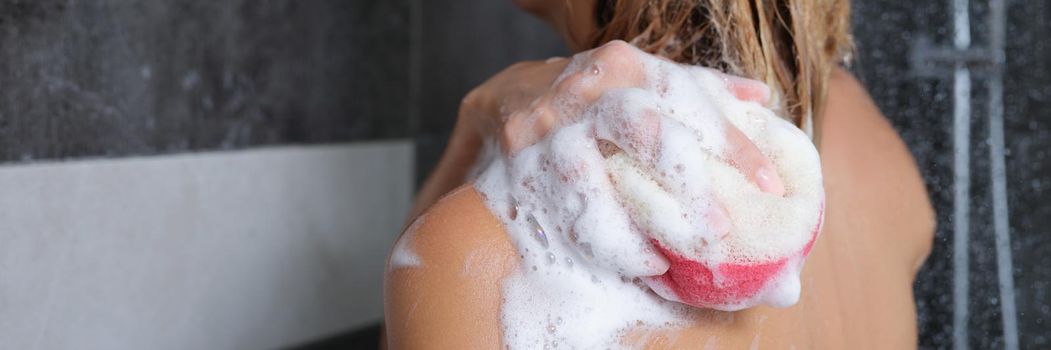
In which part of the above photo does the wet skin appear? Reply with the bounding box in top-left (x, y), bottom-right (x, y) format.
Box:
top-left (385, 69), bottom-right (936, 349)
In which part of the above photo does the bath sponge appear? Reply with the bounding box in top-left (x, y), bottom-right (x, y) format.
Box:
top-left (604, 103), bottom-right (824, 311)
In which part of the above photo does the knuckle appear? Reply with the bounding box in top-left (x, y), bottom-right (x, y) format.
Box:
top-left (554, 72), bottom-right (585, 94)
top-left (460, 88), bottom-right (484, 111)
top-left (535, 106), bottom-right (557, 130)
top-left (600, 39), bottom-right (632, 53)
top-left (593, 40), bottom-right (636, 64)
top-left (501, 122), bottom-right (518, 149)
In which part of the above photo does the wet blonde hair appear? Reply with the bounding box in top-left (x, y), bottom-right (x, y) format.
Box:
top-left (590, 0), bottom-right (853, 142)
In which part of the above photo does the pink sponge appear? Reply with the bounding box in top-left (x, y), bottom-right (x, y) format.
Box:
top-left (606, 136), bottom-right (825, 310)
top-left (643, 203), bottom-right (822, 310)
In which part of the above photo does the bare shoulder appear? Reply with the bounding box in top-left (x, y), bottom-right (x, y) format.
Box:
top-left (384, 185), bottom-right (516, 349)
top-left (820, 67), bottom-right (936, 272)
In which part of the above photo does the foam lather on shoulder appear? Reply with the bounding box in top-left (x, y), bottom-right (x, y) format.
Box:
top-left (473, 43), bottom-right (825, 349)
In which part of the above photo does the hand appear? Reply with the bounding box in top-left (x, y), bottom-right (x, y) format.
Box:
top-left (457, 57), bottom-right (571, 144)
top-left (498, 41), bottom-right (785, 196)
top-left (498, 42), bottom-right (823, 310)
top-left (419, 40), bottom-right (783, 224)
top-left (480, 41), bottom-right (802, 280)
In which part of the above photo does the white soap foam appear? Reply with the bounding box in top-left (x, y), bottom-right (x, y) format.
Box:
top-left (389, 215), bottom-right (425, 269)
top-left (475, 149), bottom-right (688, 349)
top-left (473, 44), bottom-right (823, 348)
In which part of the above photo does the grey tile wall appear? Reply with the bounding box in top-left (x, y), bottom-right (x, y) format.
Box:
top-left (851, 0), bottom-right (1050, 348)
top-left (0, 142), bottom-right (413, 349)
top-left (0, 0), bottom-right (411, 162)
top-left (1002, 1), bottom-right (1051, 347)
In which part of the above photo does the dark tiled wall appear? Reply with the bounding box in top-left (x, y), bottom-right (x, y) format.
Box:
top-left (853, 0), bottom-right (1051, 348)
top-left (414, 0), bottom-right (566, 184)
top-left (0, 0), bottom-right (411, 162)
top-left (1003, 2), bottom-right (1051, 346)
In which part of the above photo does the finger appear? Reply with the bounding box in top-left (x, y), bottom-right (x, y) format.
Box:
top-left (505, 42), bottom-right (649, 154)
top-left (721, 74), bottom-right (772, 105)
top-left (561, 47), bottom-right (647, 104)
top-left (723, 124), bottom-right (786, 196)
top-left (501, 98), bottom-right (559, 154)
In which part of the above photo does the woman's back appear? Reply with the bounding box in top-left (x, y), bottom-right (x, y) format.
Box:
top-left (384, 68), bottom-right (935, 348)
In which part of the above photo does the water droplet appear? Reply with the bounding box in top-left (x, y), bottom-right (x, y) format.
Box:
top-left (565, 257), bottom-right (574, 267)
top-left (526, 214), bottom-right (549, 248)
top-left (547, 324), bottom-right (557, 333)
top-left (547, 252), bottom-right (556, 264)
top-left (557, 317), bottom-right (563, 325)
top-left (509, 205), bottom-right (519, 220)
top-left (590, 64), bottom-right (601, 75)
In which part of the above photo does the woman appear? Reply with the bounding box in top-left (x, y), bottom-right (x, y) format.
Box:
top-left (386, 0), bottom-right (935, 348)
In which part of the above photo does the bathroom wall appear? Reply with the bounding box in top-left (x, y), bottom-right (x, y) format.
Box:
top-left (2, 0), bottom-right (1047, 349)
top-left (0, 1), bottom-right (412, 349)
top-left (852, 0), bottom-right (1051, 348)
